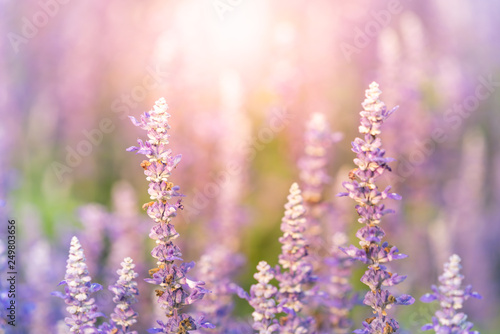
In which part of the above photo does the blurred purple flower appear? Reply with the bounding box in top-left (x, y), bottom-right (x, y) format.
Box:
top-left (127, 98), bottom-right (211, 333)
top-left (321, 232), bottom-right (355, 333)
top-left (298, 112), bottom-right (342, 205)
top-left (339, 82), bottom-right (414, 333)
top-left (297, 112), bottom-right (354, 332)
top-left (421, 254), bottom-right (481, 333)
top-left (195, 245), bottom-right (249, 333)
top-left (191, 71), bottom-right (252, 334)
top-left (275, 183), bottom-right (316, 332)
top-left (52, 236), bottom-right (104, 333)
top-left (78, 204), bottom-right (109, 277)
top-left (249, 261), bottom-right (280, 334)
top-left (297, 112), bottom-right (338, 268)
top-left (99, 257), bottom-right (139, 334)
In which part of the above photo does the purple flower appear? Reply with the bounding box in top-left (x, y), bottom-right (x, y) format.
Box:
top-left (339, 82), bottom-right (414, 333)
top-left (321, 232), bottom-right (355, 333)
top-left (297, 113), bottom-right (340, 285)
top-left (127, 98), bottom-right (209, 333)
top-left (190, 73), bottom-right (252, 333)
top-left (421, 254), bottom-right (481, 333)
top-left (275, 183), bottom-right (316, 332)
top-left (52, 236), bottom-right (104, 334)
top-left (298, 113), bottom-right (342, 204)
top-left (195, 245), bottom-right (249, 332)
top-left (249, 261), bottom-right (280, 334)
top-left (101, 257), bottom-right (139, 334)
top-left (298, 113), bottom-right (353, 332)
top-left (78, 204), bottom-right (109, 277)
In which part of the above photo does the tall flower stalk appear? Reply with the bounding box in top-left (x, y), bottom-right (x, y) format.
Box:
top-left (249, 261), bottom-right (280, 334)
top-left (100, 257), bottom-right (139, 334)
top-left (322, 232), bottom-right (355, 334)
top-left (421, 254), bottom-right (481, 333)
top-left (299, 112), bottom-right (342, 207)
top-left (194, 71), bottom-right (250, 333)
top-left (127, 98), bottom-right (211, 333)
top-left (276, 183), bottom-right (316, 333)
top-left (297, 112), bottom-right (354, 332)
top-left (339, 82), bottom-right (414, 334)
top-left (298, 112), bottom-right (341, 265)
top-left (53, 236), bottom-right (103, 334)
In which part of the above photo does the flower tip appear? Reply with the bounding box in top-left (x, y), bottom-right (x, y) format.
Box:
top-left (420, 293), bottom-right (437, 303)
top-left (421, 324), bottom-right (433, 331)
top-left (126, 146), bottom-right (138, 152)
top-left (391, 193), bottom-right (402, 200)
top-left (396, 294), bottom-right (415, 305)
top-left (51, 291), bottom-right (65, 298)
top-left (90, 283), bottom-right (103, 293)
top-left (200, 320), bottom-right (216, 329)
top-left (471, 292), bottom-right (482, 299)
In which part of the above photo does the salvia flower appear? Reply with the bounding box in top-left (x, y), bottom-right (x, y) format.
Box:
top-left (127, 98), bottom-right (212, 333)
top-left (53, 236), bottom-right (103, 334)
top-left (298, 112), bottom-right (341, 268)
top-left (275, 183), bottom-right (316, 333)
top-left (322, 232), bottom-right (355, 333)
top-left (196, 245), bottom-right (249, 332)
top-left (339, 82), bottom-right (414, 334)
top-left (298, 112), bottom-right (341, 205)
top-left (103, 257), bottom-right (139, 334)
top-left (249, 261), bottom-right (280, 334)
top-left (421, 254), bottom-right (482, 333)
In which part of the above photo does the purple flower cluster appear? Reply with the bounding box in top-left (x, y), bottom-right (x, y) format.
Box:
top-left (298, 113), bottom-right (341, 205)
top-left (339, 82), bottom-right (414, 334)
top-left (48, 85), bottom-right (488, 334)
top-left (195, 246), bottom-right (249, 332)
top-left (53, 236), bottom-right (104, 333)
top-left (275, 183), bottom-right (316, 333)
top-left (297, 112), bottom-right (355, 332)
top-left (127, 98), bottom-right (211, 333)
top-left (421, 254), bottom-right (482, 333)
top-left (298, 112), bottom-right (340, 268)
top-left (322, 232), bottom-right (355, 334)
top-left (249, 261), bottom-right (280, 334)
top-left (100, 257), bottom-right (139, 334)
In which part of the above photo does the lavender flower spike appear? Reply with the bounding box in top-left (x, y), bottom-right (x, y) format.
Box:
top-left (323, 232), bottom-right (355, 333)
top-left (299, 112), bottom-right (341, 205)
top-left (249, 261), bottom-right (280, 334)
top-left (127, 98), bottom-right (211, 333)
top-left (106, 257), bottom-right (139, 334)
top-left (421, 254), bottom-right (482, 333)
top-left (339, 82), bottom-right (414, 334)
top-left (53, 236), bottom-right (103, 334)
top-left (276, 183), bottom-right (316, 333)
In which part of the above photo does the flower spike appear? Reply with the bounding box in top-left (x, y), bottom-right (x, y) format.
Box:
top-left (340, 83), bottom-right (414, 334)
top-left (128, 98), bottom-right (211, 333)
top-left (421, 254), bottom-right (481, 333)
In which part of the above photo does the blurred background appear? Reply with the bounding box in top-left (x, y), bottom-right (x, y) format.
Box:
top-left (1, 0), bottom-right (500, 332)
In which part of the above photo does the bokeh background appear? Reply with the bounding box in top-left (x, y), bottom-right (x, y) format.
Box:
top-left (1, 0), bottom-right (500, 333)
